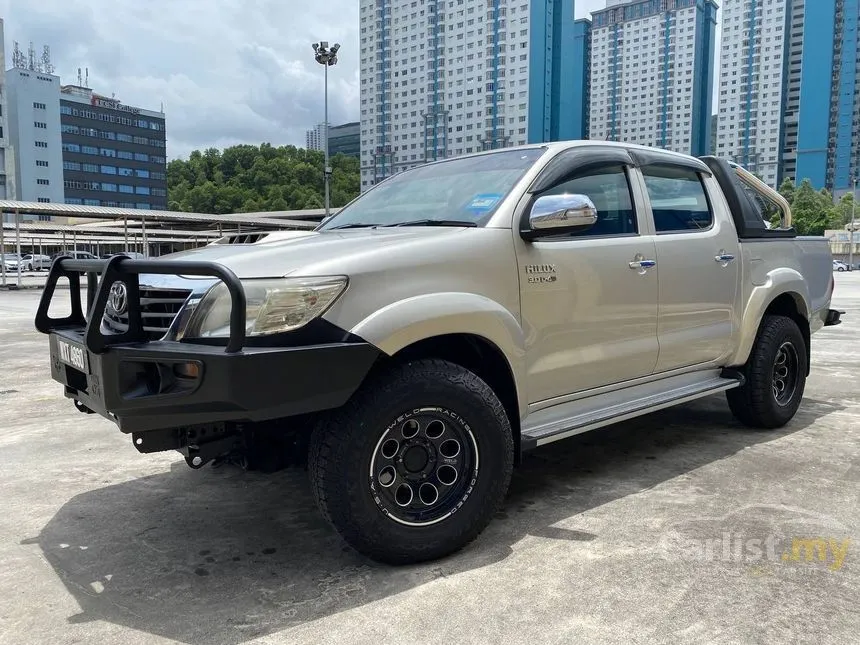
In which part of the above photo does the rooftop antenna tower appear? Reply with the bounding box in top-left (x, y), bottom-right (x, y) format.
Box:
top-left (85, 67), bottom-right (89, 87)
top-left (27, 41), bottom-right (36, 70)
top-left (11, 41), bottom-right (25, 69)
top-left (77, 68), bottom-right (82, 86)
top-left (41, 46), bottom-right (54, 74)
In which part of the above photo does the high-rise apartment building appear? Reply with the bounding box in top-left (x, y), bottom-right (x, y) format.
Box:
top-left (794, 0), bottom-right (860, 193)
top-left (306, 123), bottom-right (325, 151)
top-left (358, 0), bottom-right (588, 189)
top-left (588, 0), bottom-right (717, 157)
top-left (5, 67), bottom-right (65, 206)
top-left (716, 0), bottom-right (790, 187)
top-left (59, 85), bottom-right (167, 210)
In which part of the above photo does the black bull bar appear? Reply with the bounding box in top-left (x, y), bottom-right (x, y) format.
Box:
top-left (35, 255), bottom-right (247, 352)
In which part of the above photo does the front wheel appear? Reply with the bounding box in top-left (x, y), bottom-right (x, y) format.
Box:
top-left (309, 359), bottom-right (514, 564)
top-left (727, 315), bottom-right (807, 429)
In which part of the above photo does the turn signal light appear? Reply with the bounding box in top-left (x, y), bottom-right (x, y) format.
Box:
top-left (173, 362), bottom-right (201, 379)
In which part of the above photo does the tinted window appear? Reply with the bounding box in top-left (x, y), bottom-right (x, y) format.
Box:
top-left (643, 167), bottom-right (713, 233)
top-left (538, 164), bottom-right (637, 237)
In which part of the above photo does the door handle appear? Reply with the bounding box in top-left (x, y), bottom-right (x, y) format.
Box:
top-left (715, 252), bottom-right (736, 264)
top-left (629, 259), bottom-right (657, 270)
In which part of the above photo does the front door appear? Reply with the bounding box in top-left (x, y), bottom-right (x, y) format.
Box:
top-left (639, 165), bottom-right (740, 373)
top-left (516, 160), bottom-right (660, 404)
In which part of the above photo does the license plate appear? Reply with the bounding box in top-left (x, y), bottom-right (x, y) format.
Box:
top-left (56, 338), bottom-right (90, 374)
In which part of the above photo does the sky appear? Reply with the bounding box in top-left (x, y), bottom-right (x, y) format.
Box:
top-left (1, 0), bottom-right (720, 160)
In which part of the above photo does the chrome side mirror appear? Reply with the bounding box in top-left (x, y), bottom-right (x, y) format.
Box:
top-left (524, 194), bottom-right (598, 239)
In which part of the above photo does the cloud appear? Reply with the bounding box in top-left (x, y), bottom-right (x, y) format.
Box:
top-left (1, 0), bottom-right (359, 159)
top-left (0, 0), bottom-right (722, 160)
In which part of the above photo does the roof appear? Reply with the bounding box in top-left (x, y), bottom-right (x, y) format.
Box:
top-left (1, 221), bottom-right (220, 237)
top-left (0, 201), bottom-right (317, 230)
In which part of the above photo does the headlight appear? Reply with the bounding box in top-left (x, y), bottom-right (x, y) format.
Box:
top-left (178, 276), bottom-right (348, 339)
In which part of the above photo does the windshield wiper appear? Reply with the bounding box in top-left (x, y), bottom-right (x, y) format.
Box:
top-left (385, 219), bottom-right (478, 228)
top-left (327, 223), bottom-right (380, 230)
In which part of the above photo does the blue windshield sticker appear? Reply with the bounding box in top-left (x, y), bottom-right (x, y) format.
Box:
top-left (467, 193), bottom-right (503, 213)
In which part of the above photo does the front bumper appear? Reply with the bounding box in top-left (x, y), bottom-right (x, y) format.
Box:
top-left (37, 256), bottom-right (380, 437)
top-left (49, 329), bottom-right (380, 434)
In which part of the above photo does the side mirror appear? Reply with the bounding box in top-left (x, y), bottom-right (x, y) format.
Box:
top-left (522, 193), bottom-right (598, 240)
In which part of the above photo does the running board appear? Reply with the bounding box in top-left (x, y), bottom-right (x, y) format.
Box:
top-left (521, 370), bottom-right (744, 451)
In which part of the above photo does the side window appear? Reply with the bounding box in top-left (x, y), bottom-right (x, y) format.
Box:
top-left (537, 164), bottom-right (637, 237)
top-left (642, 166), bottom-right (713, 233)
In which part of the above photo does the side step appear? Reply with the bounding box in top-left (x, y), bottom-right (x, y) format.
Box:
top-left (521, 369), bottom-right (744, 451)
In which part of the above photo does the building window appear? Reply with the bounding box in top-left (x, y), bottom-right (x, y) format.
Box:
top-left (36, 179), bottom-right (50, 185)
top-left (36, 160), bottom-right (49, 167)
top-left (135, 169), bottom-right (150, 178)
top-left (118, 167), bottom-right (133, 176)
top-left (134, 153), bottom-right (148, 162)
top-left (100, 165), bottom-right (117, 175)
top-left (63, 161), bottom-right (81, 171)
top-left (37, 197), bottom-right (51, 203)
top-left (151, 171), bottom-right (166, 180)
top-left (135, 186), bottom-right (150, 196)
top-left (84, 199), bottom-right (100, 206)
top-left (60, 105), bottom-right (72, 115)
top-left (82, 163), bottom-right (99, 173)
top-left (82, 145), bottom-right (98, 155)
top-left (151, 188), bottom-right (166, 197)
top-left (63, 143), bottom-right (81, 153)
top-left (35, 141), bottom-right (48, 148)
top-left (119, 184), bottom-right (134, 194)
top-left (117, 133), bottom-right (133, 143)
top-left (101, 183), bottom-right (118, 192)
top-left (34, 121), bottom-right (48, 129)
top-left (100, 148), bottom-right (117, 158)
top-left (118, 151), bottom-right (133, 160)
top-left (65, 198), bottom-right (83, 205)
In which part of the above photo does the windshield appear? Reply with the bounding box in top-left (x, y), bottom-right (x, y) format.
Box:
top-left (319, 148), bottom-right (546, 230)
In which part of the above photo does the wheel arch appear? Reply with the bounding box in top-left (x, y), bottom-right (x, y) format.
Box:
top-left (387, 333), bottom-right (523, 460)
top-left (731, 282), bottom-right (811, 374)
top-left (349, 292), bottom-right (527, 416)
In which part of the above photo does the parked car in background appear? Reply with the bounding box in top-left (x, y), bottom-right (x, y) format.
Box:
top-left (833, 260), bottom-right (849, 271)
top-left (50, 251), bottom-right (98, 261)
top-left (19, 254), bottom-right (51, 271)
top-left (101, 252), bottom-right (147, 260)
top-left (1, 253), bottom-right (22, 271)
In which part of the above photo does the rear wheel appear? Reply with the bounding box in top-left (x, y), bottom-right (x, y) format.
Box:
top-left (727, 315), bottom-right (807, 429)
top-left (309, 359), bottom-right (514, 564)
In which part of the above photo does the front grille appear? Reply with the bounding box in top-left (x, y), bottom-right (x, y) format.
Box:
top-left (103, 286), bottom-right (193, 340)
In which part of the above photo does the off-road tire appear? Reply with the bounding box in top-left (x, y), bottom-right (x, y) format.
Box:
top-left (727, 315), bottom-right (807, 429)
top-left (309, 359), bottom-right (514, 564)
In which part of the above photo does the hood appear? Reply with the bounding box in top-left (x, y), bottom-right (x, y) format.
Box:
top-left (139, 227), bottom-right (469, 288)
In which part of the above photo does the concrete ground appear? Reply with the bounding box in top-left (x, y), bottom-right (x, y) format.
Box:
top-left (0, 276), bottom-right (858, 645)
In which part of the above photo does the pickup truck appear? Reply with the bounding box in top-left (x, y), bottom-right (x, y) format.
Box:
top-left (36, 142), bottom-right (842, 564)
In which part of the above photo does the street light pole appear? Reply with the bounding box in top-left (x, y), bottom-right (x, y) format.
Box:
top-left (850, 176), bottom-right (857, 270)
top-left (313, 41), bottom-right (340, 219)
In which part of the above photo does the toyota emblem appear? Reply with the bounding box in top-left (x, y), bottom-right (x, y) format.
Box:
top-left (107, 282), bottom-right (128, 316)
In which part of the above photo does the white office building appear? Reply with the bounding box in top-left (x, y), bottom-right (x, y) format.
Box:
top-left (6, 67), bottom-right (65, 206)
top-left (715, 0), bottom-right (790, 187)
top-left (588, 0), bottom-right (718, 157)
top-left (359, 0), bottom-right (587, 190)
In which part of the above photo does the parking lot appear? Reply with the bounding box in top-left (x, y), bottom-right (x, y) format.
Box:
top-left (0, 275), bottom-right (858, 645)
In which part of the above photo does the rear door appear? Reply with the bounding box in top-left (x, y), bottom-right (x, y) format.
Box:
top-left (637, 162), bottom-right (740, 373)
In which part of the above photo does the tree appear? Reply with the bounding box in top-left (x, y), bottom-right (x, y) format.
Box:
top-left (167, 143), bottom-right (360, 214)
top-left (778, 178), bottom-right (795, 204)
